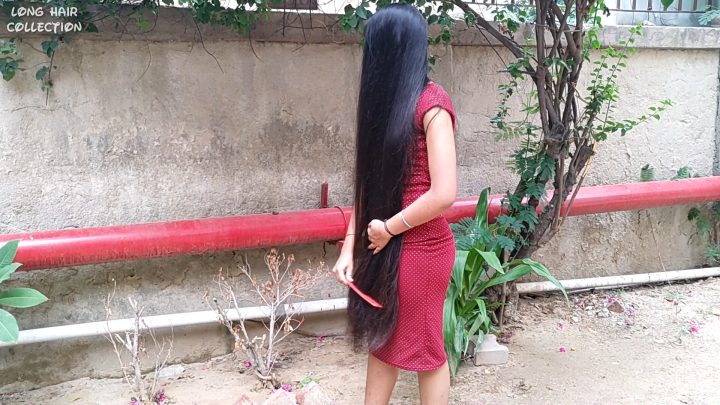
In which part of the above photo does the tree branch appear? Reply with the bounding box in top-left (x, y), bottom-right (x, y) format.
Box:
top-left (452, 0), bottom-right (525, 59)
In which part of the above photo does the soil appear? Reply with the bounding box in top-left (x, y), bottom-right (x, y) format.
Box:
top-left (4, 278), bottom-right (720, 405)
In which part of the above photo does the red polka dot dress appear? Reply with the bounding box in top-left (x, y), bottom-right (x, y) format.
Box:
top-left (371, 82), bottom-right (457, 372)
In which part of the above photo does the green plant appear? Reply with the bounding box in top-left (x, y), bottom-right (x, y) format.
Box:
top-left (444, 188), bottom-right (568, 377)
top-left (666, 291), bottom-right (686, 317)
top-left (0, 240), bottom-right (49, 343)
top-left (299, 376), bottom-right (319, 388)
top-left (639, 164), bottom-right (718, 263)
top-left (699, 5), bottom-right (720, 26)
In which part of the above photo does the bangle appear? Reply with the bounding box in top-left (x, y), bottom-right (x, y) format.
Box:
top-left (383, 220), bottom-right (397, 237)
top-left (345, 233), bottom-right (354, 237)
top-left (401, 210), bottom-right (414, 229)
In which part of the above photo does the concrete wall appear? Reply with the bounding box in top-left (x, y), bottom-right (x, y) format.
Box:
top-left (0, 10), bottom-right (719, 389)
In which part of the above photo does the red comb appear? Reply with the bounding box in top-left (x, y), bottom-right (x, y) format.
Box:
top-left (347, 281), bottom-right (383, 308)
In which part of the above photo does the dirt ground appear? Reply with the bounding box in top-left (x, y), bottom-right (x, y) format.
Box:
top-left (4, 277), bottom-right (720, 405)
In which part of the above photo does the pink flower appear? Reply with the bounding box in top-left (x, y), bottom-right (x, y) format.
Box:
top-left (154, 390), bottom-right (167, 404)
top-left (559, 347), bottom-right (566, 353)
top-left (624, 319), bottom-right (630, 325)
top-left (318, 336), bottom-right (325, 342)
top-left (690, 326), bottom-right (699, 333)
top-left (558, 323), bottom-right (564, 330)
top-left (607, 297), bottom-right (616, 304)
top-left (244, 361), bottom-right (251, 368)
top-left (282, 384), bottom-right (293, 392)
top-left (673, 299), bottom-right (679, 305)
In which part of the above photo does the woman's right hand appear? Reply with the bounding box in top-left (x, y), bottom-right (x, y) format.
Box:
top-left (332, 252), bottom-right (354, 285)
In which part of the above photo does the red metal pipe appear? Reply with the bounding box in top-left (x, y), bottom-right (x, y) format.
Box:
top-left (2, 178), bottom-right (719, 271)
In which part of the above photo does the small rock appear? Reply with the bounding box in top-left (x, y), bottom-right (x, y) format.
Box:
top-left (608, 301), bottom-right (625, 313)
top-left (232, 394), bottom-right (258, 405)
top-left (261, 390), bottom-right (296, 405)
top-left (157, 365), bottom-right (185, 380)
top-left (295, 381), bottom-right (332, 405)
top-left (572, 317), bottom-right (579, 323)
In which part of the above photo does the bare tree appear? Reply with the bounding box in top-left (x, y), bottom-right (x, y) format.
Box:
top-left (210, 248), bottom-right (328, 387)
top-left (104, 282), bottom-right (174, 405)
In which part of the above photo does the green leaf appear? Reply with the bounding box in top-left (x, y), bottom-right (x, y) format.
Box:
top-left (86, 23), bottom-right (99, 33)
top-left (477, 264), bottom-right (532, 293)
top-left (640, 164), bottom-right (655, 182)
top-left (661, 0), bottom-right (674, 8)
top-left (36, 66), bottom-right (49, 81)
top-left (2, 68), bottom-right (15, 82)
top-left (524, 259), bottom-right (569, 303)
top-left (349, 15), bottom-right (358, 28)
top-left (453, 316), bottom-right (464, 359)
top-left (688, 207), bottom-right (701, 221)
top-left (452, 251), bottom-right (468, 294)
top-left (0, 263), bottom-right (22, 284)
top-left (477, 250), bottom-right (503, 274)
top-left (0, 309), bottom-right (19, 343)
top-left (0, 240), bottom-right (20, 269)
top-left (139, 19), bottom-right (150, 31)
top-left (427, 14), bottom-right (439, 25)
top-left (0, 288), bottom-right (48, 308)
top-left (463, 249), bottom-right (487, 294)
top-left (443, 294), bottom-right (460, 376)
top-left (466, 299), bottom-right (487, 343)
top-left (474, 187), bottom-right (490, 231)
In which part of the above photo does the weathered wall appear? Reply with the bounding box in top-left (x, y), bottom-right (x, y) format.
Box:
top-left (0, 11), bottom-right (718, 389)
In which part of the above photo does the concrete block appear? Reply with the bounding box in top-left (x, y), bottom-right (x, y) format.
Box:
top-left (261, 390), bottom-right (296, 405)
top-left (233, 394), bottom-right (258, 405)
top-left (295, 381), bottom-right (333, 405)
top-left (473, 334), bottom-right (508, 366)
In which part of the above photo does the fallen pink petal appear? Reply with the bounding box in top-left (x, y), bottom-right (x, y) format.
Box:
top-left (690, 326), bottom-right (699, 333)
top-left (558, 323), bottom-right (564, 330)
top-left (244, 361), bottom-right (251, 368)
top-left (559, 347), bottom-right (566, 353)
top-left (318, 336), bottom-right (325, 342)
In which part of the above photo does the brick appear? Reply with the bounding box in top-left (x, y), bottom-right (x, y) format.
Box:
top-left (233, 394), bottom-right (258, 405)
top-left (295, 381), bottom-right (333, 405)
top-left (261, 389), bottom-right (297, 405)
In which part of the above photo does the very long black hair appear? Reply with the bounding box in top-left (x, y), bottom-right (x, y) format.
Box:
top-left (347, 3), bottom-right (430, 353)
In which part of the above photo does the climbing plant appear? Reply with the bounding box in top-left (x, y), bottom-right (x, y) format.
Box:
top-left (640, 165), bottom-right (719, 263)
top-left (1, 0), bottom-right (671, 322)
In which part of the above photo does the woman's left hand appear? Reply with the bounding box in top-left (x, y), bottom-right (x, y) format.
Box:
top-left (367, 219), bottom-right (393, 255)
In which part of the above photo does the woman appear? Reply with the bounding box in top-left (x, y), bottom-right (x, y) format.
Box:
top-left (331, 4), bottom-right (458, 405)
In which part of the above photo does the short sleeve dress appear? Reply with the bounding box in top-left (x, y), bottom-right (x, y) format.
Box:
top-left (370, 82), bottom-right (458, 372)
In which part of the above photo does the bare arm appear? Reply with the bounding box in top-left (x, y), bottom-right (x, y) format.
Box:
top-left (341, 210), bottom-right (356, 256)
top-left (385, 106), bottom-right (457, 234)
